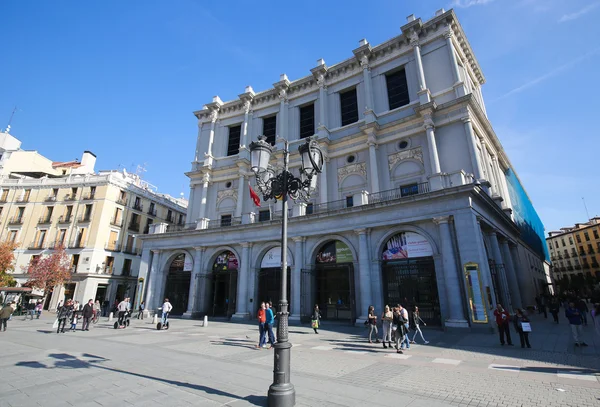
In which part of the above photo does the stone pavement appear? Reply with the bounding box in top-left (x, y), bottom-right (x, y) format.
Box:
top-left (0, 312), bottom-right (598, 407)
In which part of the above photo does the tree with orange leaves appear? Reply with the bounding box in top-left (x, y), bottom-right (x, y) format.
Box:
top-left (0, 240), bottom-right (19, 287)
top-left (25, 245), bottom-right (72, 295)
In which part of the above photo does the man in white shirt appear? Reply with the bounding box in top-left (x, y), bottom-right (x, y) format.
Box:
top-left (161, 298), bottom-right (173, 326)
top-left (117, 299), bottom-right (128, 325)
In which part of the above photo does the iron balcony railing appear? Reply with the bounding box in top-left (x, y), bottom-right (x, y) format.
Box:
top-left (110, 217), bottom-right (123, 227)
top-left (368, 182), bottom-right (431, 205)
top-left (128, 222), bottom-right (140, 232)
top-left (207, 217), bottom-right (242, 229)
top-left (16, 196), bottom-right (30, 203)
top-left (166, 223), bottom-right (197, 233)
top-left (27, 243), bottom-right (45, 250)
top-left (45, 196), bottom-right (58, 202)
top-left (64, 194), bottom-right (76, 201)
top-left (123, 246), bottom-right (139, 255)
top-left (58, 215), bottom-right (73, 223)
top-left (166, 215), bottom-right (174, 223)
top-left (105, 242), bottom-right (121, 252)
top-left (147, 208), bottom-right (157, 216)
top-left (78, 214), bottom-right (92, 223)
top-left (38, 216), bottom-right (53, 224)
top-left (8, 216), bottom-right (24, 225)
top-left (116, 197), bottom-right (127, 205)
top-left (133, 202), bottom-right (143, 212)
top-left (82, 193), bottom-right (95, 200)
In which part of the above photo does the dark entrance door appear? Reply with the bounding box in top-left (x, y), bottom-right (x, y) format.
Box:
top-left (164, 271), bottom-right (191, 315)
top-left (258, 267), bottom-right (291, 308)
top-left (95, 285), bottom-right (107, 303)
top-left (381, 257), bottom-right (441, 325)
top-left (212, 271), bottom-right (237, 318)
top-left (301, 264), bottom-right (355, 322)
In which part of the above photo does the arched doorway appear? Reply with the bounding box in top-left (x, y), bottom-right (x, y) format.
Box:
top-left (164, 254), bottom-right (190, 315)
top-left (381, 232), bottom-right (441, 325)
top-left (257, 247), bottom-right (291, 310)
top-left (302, 240), bottom-right (355, 322)
top-left (211, 251), bottom-right (238, 318)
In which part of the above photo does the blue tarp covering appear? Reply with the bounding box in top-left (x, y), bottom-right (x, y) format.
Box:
top-left (504, 169), bottom-right (549, 262)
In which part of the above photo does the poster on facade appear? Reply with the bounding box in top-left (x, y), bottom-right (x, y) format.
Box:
top-left (382, 232), bottom-right (433, 260)
top-left (261, 247), bottom-right (294, 268)
top-left (183, 254), bottom-right (193, 271)
top-left (464, 263), bottom-right (488, 323)
top-left (213, 251), bottom-right (238, 271)
top-left (316, 241), bottom-right (353, 264)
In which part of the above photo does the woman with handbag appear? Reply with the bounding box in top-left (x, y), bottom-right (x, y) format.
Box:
top-left (311, 304), bottom-right (321, 334)
top-left (513, 308), bottom-right (531, 348)
top-left (367, 305), bottom-right (380, 344)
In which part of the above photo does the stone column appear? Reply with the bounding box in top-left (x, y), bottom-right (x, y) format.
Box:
top-left (184, 247), bottom-right (204, 318)
top-left (291, 237), bottom-right (305, 322)
top-left (240, 99), bottom-right (252, 149)
top-left (488, 231), bottom-right (512, 311)
top-left (356, 229), bottom-right (373, 323)
top-left (235, 171), bottom-right (245, 218)
top-left (144, 250), bottom-right (156, 307)
top-left (480, 141), bottom-right (496, 195)
top-left (409, 33), bottom-right (431, 104)
top-left (194, 121), bottom-right (204, 163)
top-left (316, 74), bottom-right (328, 136)
top-left (500, 240), bottom-right (522, 309)
top-left (233, 243), bottom-right (252, 319)
top-left (205, 110), bottom-right (219, 167)
top-left (197, 174), bottom-right (210, 228)
top-left (492, 157), bottom-right (509, 204)
top-left (434, 217), bottom-right (468, 327)
top-left (423, 112), bottom-right (443, 191)
top-left (366, 133), bottom-right (380, 194)
top-left (360, 55), bottom-right (376, 123)
top-left (319, 157), bottom-right (329, 204)
top-left (444, 28), bottom-right (466, 97)
top-left (510, 245), bottom-right (528, 306)
top-left (462, 117), bottom-right (484, 181)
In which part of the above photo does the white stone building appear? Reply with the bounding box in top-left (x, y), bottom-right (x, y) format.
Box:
top-left (138, 9), bottom-right (550, 329)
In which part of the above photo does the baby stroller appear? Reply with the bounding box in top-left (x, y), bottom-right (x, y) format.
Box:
top-left (114, 309), bottom-right (132, 329)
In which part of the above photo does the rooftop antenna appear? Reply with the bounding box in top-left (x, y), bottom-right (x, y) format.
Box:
top-left (136, 163), bottom-right (147, 178)
top-left (582, 197), bottom-right (591, 221)
top-left (4, 106), bottom-right (18, 133)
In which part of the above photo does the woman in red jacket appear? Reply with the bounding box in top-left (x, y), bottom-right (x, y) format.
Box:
top-left (256, 302), bottom-right (267, 349)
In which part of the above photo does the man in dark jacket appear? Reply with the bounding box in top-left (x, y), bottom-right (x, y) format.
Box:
top-left (81, 299), bottom-right (94, 331)
top-left (566, 302), bottom-right (588, 347)
top-left (57, 300), bottom-right (73, 334)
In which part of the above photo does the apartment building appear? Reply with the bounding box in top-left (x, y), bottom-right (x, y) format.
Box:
top-left (0, 131), bottom-right (187, 309)
top-left (547, 218), bottom-right (600, 289)
top-left (137, 9), bottom-right (550, 329)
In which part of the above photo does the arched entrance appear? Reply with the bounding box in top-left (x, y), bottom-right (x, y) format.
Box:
top-left (164, 254), bottom-right (190, 315)
top-left (211, 251), bottom-right (238, 318)
top-left (302, 240), bottom-right (355, 322)
top-left (257, 247), bottom-right (291, 309)
top-left (381, 232), bottom-right (441, 325)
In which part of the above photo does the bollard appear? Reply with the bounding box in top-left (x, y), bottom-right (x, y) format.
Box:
top-left (153, 313), bottom-right (158, 324)
top-left (203, 315), bottom-right (208, 327)
top-left (108, 312), bottom-right (113, 322)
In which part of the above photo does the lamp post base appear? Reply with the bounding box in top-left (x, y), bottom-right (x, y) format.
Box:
top-left (267, 336), bottom-right (295, 406)
top-left (268, 380), bottom-right (295, 406)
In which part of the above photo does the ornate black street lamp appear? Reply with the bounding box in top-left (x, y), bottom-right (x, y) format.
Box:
top-left (249, 135), bottom-right (323, 407)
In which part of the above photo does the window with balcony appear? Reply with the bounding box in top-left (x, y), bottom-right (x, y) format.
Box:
top-left (227, 124), bottom-right (242, 156)
top-left (71, 254), bottom-right (80, 272)
top-left (73, 228), bottom-right (86, 248)
top-left (112, 208), bottom-right (122, 226)
top-left (124, 235), bottom-right (136, 254)
top-left (594, 230), bottom-right (599, 240)
top-left (178, 214), bottom-right (184, 225)
top-left (8, 230), bottom-right (17, 243)
top-left (340, 88), bottom-right (358, 126)
top-left (220, 214), bottom-right (232, 227)
top-left (346, 196), bottom-right (354, 208)
top-left (80, 204), bottom-right (92, 222)
top-left (57, 229), bottom-right (66, 247)
top-left (584, 232), bottom-right (590, 241)
top-left (117, 190), bottom-right (127, 205)
top-left (0, 189), bottom-right (8, 202)
top-left (105, 256), bottom-right (114, 274)
top-left (148, 202), bottom-right (156, 216)
top-left (85, 186), bottom-right (96, 200)
top-left (129, 213), bottom-right (140, 231)
top-left (263, 116), bottom-right (277, 146)
top-left (299, 104), bottom-right (315, 139)
top-left (554, 241), bottom-right (559, 248)
top-left (386, 68), bottom-right (409, 110)
top-left (576, 235), bottom-right (582, 243)
top-left (18, 189), bottom-right (31, 203)
top-left (561, 238), bottom-right (566, 247)
top-left (400, 183), bottom-right (420, 197)
top-left (306, 203), bottom-right (314, 215)
top-left (568, 236), bottom-right (573, 245)
top-left (166, 210), bottom-right (173, 223)
top-left (588, 244), bottom-right (595, 254)
top-left (40, 206), bottom-right (53, 224)
top-left (10, 207), bottom-right (25, 224)
top-left (122, 259), bottom-right (132, 276)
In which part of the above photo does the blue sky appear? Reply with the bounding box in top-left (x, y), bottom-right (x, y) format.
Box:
top-left (1, 0), bottom-right (598, 232)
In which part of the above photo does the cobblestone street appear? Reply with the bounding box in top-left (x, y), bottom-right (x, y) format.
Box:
top-left (0, 312), bottom-right (598, 407)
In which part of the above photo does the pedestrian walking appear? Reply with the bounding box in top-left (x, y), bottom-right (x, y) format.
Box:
top-left (576, 298), bottom-right (589, 326)
top-left (565, 301), bottom-right (588, 347)
top-left (93, 300), bottom-right (101, 320)
top-left (265, 302), bottom-right (276, 348)
top-left (392, 306), bottom-right (407, 354)
top-left (410, 306), bottom-right (429, 344)
top-left (381, 305), bottom-right (393, 349)
top-left (399, 304), bottom-right (411, 350)
top-left (81, 299), bottom-right (94, 331)
top-left (311, 304), bottom-right (321, 334)
top-left (493, 304), bottom-right (514, 346)
top-left (256, 302), bottom-right (267, 348)
top-left (57, 300), bottom-right (73, 333)
top-left (549, 297), bottom-right (560, 323)
top-left (0, 302), bottom-right (15, 331)
top-left (591, 303), bottom-right (600, 339)
top-left (367, 305), bottom-right (380, 343)
top-left (137, 301), bottom-right (145, 319)
top-left (116, 298), bottom-right (128, 326)
top-left (56, 300), bottom-right (63, 313)
top-left (35, 301), bottom-right (43, 319)
top-left (513, 308), bottom-right (531, 348)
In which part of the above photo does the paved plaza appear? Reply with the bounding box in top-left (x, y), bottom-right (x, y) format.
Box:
top-left (0, 312), bottom-right (598, 407)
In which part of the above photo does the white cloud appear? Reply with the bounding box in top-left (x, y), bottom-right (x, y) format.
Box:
top-left (559, 2), bottom-right (600, 22)
top-left (451, 0), bottom-right (496, 7)
top-left (492, 47), bottom-right (600, 101)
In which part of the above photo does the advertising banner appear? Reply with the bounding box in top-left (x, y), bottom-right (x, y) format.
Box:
top-left (213, 251), bottom-right (238, 271)
top-left (261, 247), bottom-right (294, 268)
top-left (382, 232), bottom-right (433, 260)
top-left (316, 241), bottom-right (353, 264)
top-left (183, 254), bottom-right (193, 272)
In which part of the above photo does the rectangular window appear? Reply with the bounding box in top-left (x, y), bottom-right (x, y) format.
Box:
top-left (89, 186), bottom-right (96, 198)
top-left (588, 244), bottom-right (594, 253)
top-left (568, 236), bottom-right (573, 245)
top-left (1, 189), bottom-right (8, 201)
top-left (584, 232), bottom-right (590, 241)
top-left (346, 196), bottom-right (354, 208)
top-left (167, 210), bottom-right (173, 222)
top-left (554, 241), bottom-right (558, 248)
top-left (306, 203), bottom-right (314, 215)
top-left (299, 104), bottom-right (315, 139)
top-left (576, 235), bottom-right (581, 243)
top-left (178, 214), bottom-right (184, 225)
top-left (227, 125), bottom-right (242, 156)
top-left (220, 214), bottom-right (232, 227)
top-left (72, 254), bottom-right (80, 272)
top-left (37, 230), bottom-right (47, 247)
top-left (122, 259), bottom-right (132, 276)
top-left (58, 229), bottom-right (67, 246)
top-left (108, 230), bottom-right (119, 250)
top-left (400, 183), bottom-right (420, 197)
top-left (22, 189), bottom-right (31, 202)
top-left (259, 210), bottom-right (271, 222)
top-left (52, 188), bottom-right (58, 198)
top-left (65, 206), bottom-right (73, 219)
top-left (340, 88), bottom-right (358, 126)
top-left (561, 239), bottom-right (565, 247)
top-left (263, 116), bottom-right (277, 146)
top-left (594, 230), bottom-right (599, 240)
top-left (386, 68), bottom-right (410, 110)
top-left (105, 256), bottom-right (114, 274)
top-left (8, 230), bottom-right (17, 243)
top-left (144, 218), bottom-right (153, 234)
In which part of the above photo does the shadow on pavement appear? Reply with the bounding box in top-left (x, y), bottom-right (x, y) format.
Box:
top-left (15, 353), bottom-right (267, 406)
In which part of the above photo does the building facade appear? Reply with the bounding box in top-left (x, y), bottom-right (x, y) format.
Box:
top-left (547, 218), bottom-right (600, 290)
top-left (139, 9), bottom-right (549, 329)
top-left (0, 131), bottom-right (187, 310)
